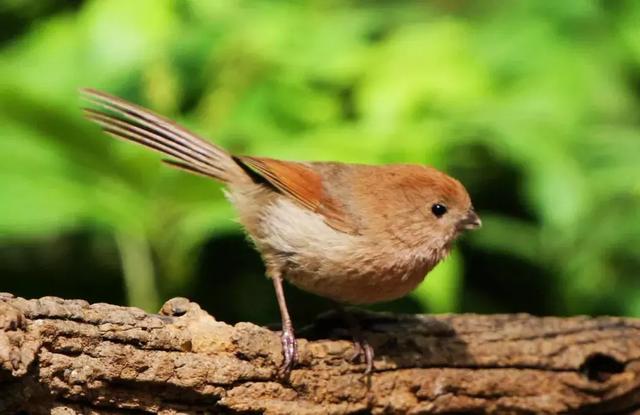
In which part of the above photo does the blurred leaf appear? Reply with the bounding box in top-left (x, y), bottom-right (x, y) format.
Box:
top-left (0, 0), bottom-right (638, 317)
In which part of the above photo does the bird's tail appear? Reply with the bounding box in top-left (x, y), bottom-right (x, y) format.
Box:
top-left (81, 88), bottom-right (248, 184)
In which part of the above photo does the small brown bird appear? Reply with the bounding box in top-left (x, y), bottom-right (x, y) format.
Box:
top-left (81, 89), bottom-right (481, 376)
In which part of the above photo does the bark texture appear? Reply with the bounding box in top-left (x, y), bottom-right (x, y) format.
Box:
top-left (1, 293), bottom-right (639, 414)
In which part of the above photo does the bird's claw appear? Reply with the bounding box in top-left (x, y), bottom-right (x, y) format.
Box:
top-left (278, 328), bottom-right (298, 379)
top-left (350, 337), bottom-right (374, 375)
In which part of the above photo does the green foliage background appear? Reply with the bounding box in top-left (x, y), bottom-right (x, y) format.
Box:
top-left (1, 0), bottom-right (639, 324)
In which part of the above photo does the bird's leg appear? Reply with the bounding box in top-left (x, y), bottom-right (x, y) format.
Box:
top-left (337, 306), bottom-right (375, 375)
top-left (272, 272), bottom-right (297, 378)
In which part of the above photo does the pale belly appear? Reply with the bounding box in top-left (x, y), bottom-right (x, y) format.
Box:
top-left (281, 247), bottom-right (436, 304)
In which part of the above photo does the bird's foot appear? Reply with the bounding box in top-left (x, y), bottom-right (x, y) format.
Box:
top-left (350, 336), bottom-right (375, 375)
top-left (339, 307), bottom-right (375, 374)
top-left (278, 326), bottom-right (298, 379)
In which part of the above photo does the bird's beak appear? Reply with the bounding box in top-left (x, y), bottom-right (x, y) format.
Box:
top-left (458, 209), bottom-right (482, 231)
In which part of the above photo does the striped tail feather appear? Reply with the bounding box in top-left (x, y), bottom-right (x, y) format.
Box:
top-left (81, 88), bottom-right (247, 184)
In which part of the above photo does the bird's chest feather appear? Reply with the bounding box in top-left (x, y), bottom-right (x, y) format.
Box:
top-left (248, 197), bottom-right (442, 304)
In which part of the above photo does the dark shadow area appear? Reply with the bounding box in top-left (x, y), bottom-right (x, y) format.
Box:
top-left (460, 247), bottom-right (559, 315)
top-left (0, 232), bottom-right (125, 306)
top-left (301, 308), bottom-right (473, 369)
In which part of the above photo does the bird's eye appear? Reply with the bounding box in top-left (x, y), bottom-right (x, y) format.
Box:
top-left (431, 203), bottom-right (448, 218)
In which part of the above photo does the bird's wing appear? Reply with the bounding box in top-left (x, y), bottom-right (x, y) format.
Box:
top-left (234, 156), bottom-right (359, 235)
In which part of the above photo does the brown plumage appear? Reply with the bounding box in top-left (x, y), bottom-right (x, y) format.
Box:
top-left (81, 88), bottom-right (481, 376)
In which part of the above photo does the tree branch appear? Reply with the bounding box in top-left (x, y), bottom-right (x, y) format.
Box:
top-left (1, 293), bottom-right (639, 414)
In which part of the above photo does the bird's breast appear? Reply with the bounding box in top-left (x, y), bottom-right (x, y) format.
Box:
top-left (230, 188), bottom-right (444, 304)
top-left (252, 197), bottom-right (438, 304)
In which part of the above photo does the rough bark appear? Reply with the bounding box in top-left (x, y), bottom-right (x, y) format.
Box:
top-left (0, 293), bottom-right (639, 414)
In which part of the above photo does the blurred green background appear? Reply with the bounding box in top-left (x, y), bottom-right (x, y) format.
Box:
top-left (1, 0), bottom-right (639, 325)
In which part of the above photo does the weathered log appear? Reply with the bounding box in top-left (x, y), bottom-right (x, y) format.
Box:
top-left (0, 293), bottom-right (639, 414)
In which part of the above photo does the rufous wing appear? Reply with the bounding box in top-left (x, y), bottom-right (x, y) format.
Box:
top-left (234, 156), bottom-right (358, 235)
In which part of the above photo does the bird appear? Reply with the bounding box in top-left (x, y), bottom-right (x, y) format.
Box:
top-left (81, 88), bottom-right (481, 377)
